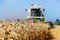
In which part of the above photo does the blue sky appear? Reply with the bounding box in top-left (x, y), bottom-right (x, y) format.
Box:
top-left (0, 0), bottom-right (60, 22)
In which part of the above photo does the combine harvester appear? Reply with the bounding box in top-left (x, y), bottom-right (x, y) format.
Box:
top-left (25, 4), bottom-right (54, 28)
top-left (25, 4), bottom-right (48, 24)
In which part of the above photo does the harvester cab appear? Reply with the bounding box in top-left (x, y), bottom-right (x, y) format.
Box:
top-left (26, 4), bottom-right (46, 22)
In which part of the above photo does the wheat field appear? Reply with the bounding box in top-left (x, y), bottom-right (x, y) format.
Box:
top-left (0, 20), bottom-right (60, 40)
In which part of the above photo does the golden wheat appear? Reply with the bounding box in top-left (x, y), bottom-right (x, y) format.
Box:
top-left (0, 20), bottom-right (53, 40)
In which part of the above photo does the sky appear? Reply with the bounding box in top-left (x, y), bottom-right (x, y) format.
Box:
top-left (0, 0), bottom-right (60, 22)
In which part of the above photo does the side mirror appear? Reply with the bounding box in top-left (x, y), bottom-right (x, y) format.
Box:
top-left (43, 8), bottom-right (45, 12)
top-left (25, 9), bottom-right (27, 11)
top-left (38, 4), bottom-right (41, 5)
top-left (31, 4), bottom-right (34, 6)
